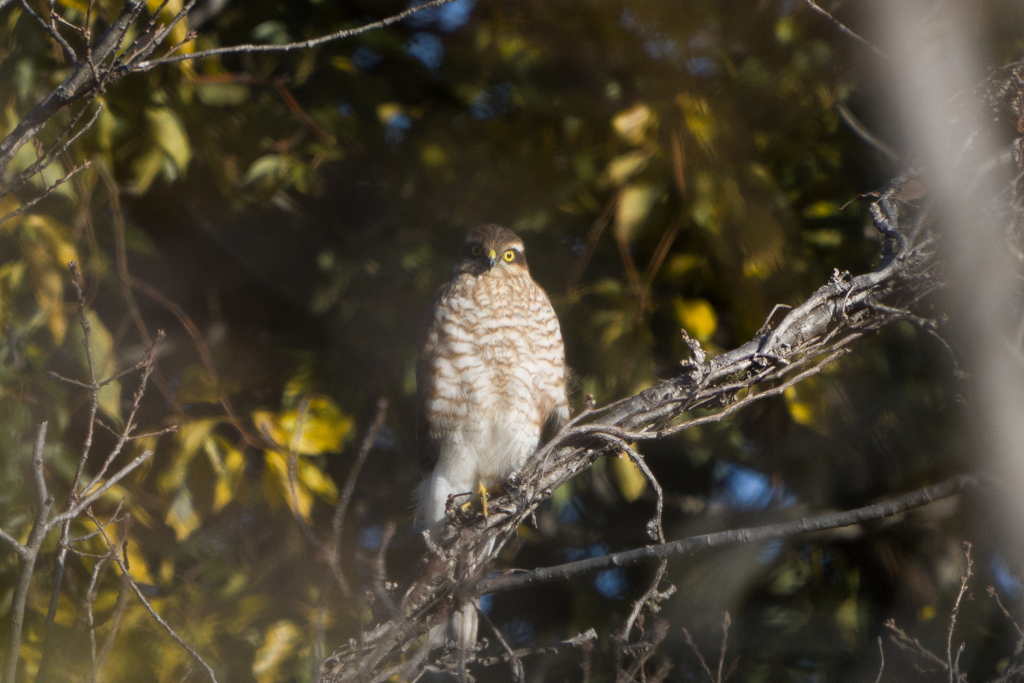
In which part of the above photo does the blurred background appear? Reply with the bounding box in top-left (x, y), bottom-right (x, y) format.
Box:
top-left (2, 0), bottom-right (1024, 681)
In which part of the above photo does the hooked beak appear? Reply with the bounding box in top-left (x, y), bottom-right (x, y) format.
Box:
top-left (487, 249), bottom-right (497, 268)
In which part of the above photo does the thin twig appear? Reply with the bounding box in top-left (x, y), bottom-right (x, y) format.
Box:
top-left (131, 0), bottom-right (461, 70)
top-left (479, 609), bottom-right (525, 683)
top-left (716, 612), bottom-right (730, 683)
top-left (874, 636), bottom-right (885, 683)
top-left (91, 510), bottom-right (218, 682)
top-left (947, 542), bottom-right (973, 683)
top-left (4, 422), bottom-right (52, 683)
top-left (475, 474), bottom-right (978, 595)
top-left (798, 0), bottom-right (888, 61)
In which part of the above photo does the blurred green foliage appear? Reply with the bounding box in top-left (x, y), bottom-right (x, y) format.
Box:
top-left (1, 0), bottom-right (1023, 681)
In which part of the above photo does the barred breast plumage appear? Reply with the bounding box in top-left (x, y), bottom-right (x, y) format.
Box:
top-left (416, 225), bottom-right (569, 530)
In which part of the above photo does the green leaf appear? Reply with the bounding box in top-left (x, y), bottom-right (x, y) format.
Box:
top-left (69, 310), bottom-right (122, 424)
top-left (196, 82), bottom-right (251, 107)
top-left (146, 106), bottom-right (192, 173)
top-left (614, 183), bottom-right (660, 242)
top-left (244, 154), bottom-right (293, 185)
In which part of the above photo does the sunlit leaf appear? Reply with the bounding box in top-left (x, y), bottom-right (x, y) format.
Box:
top-left (603, 151), bottom-right (649, 186)
top-left (122, 535), bottom-right (156, 584)
top-left (611, 452), bottom-right (646, 503)
top-left (196, 82), bottom-right (250, 107)
top-left (263, 449), bottom-right (313, 520)
top-left (783, 380), bottom-right (827, 432)
top-left (612, 104), bottom-right (656, 145)
top-left (673, 297), bottom-right (717, 342)
top-left (615, 183), bottom-right (660, 242)
top-left (159, 418), bottom-right (221, 493)
top-left (803, 200), bottom-right (839, 218)
top-left (130, 145), bottom-right (165, 195)
top-left (678, 94), bottom-right (716, 155)
top-left (254, 396), bottom-right (353, 455)
top-left (146, 107), bottom-right (192, 173)
top-left (244, 154), bottom-right (294, 185)
top-left (209, 436), bottom-right (245, 513)
top-left (67, 309), bottom-right (122, 423)
top-left (165, 487), bottom-right (201, 541)
top-left (835, 595), bottom-right (860, 644)
top-left (298, 458), bottom-right (338, 503)
top-left (252, 620), bottom-right (301, 683)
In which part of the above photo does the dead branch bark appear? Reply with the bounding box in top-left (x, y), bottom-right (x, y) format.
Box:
top-left (320, 175), bottom-right (946, 683)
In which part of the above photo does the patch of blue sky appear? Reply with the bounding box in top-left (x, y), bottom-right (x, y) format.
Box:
top-left (556, 495), bottom-right (584, 524)
top-left (757, 539), bottom-right (785, 565)
top-left (713, 461), bottom-right (795, 512)
top-left (562, 542), bottom-right (609, 563)
top-left (686, 57), bottom-right (717, 78)
top-left (644, 37), bottom-right (680, 61)
top-left (470, 82), bottom-right (514, 120)
top-left (502, 618), bottom-right (536, 646)
top-left (595, 568), bottom-right (627, 599)
top-left (408, 32), bottom-right (444, 70)
top-left (358, 524), bottom-right (383, 549)
top-left (352, 47), bottom-right (383, 71)
top-left (405, 0), bottom-right (476, 33)
top-left (991, 553), bottom-right (1023, 599)
top-left (384, 112), bottom-right (413, 144)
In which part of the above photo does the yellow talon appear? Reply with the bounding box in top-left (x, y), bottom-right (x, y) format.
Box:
top-left (478, 481), bottom-right (489, 517)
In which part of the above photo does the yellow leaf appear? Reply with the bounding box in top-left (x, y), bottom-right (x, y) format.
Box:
top-left (210, 438), bottom-right (245, 513)
top-left (67, 310), bottom-right (122, 422)
top-left (377, 103), bottom-right (405, 126)
top-left (331, 56), bottom-right (356, 72)
top-left (252, 620), bottom-right (301, 683)
top-left (121, 535), bottom-right (155, 584)
top-left (611, 452), bottom-right (647, 503)
top-left (165, 487), bottom-right (201, 541)
top-left (835, 595), bottom-right (860, 644)
top-left (130, 145), bottom-right (164, 194)
top-left (298, 458), bottom-right (338, 503)
top-left (159, 418), bottom-right (221, 493)
top-left (612, 104), bottom-right (656, 145)
top-left (264, 450), bottom-right (313, 521)
top-left (673, 297), bottom-right (718, 342)
top-left (615, 183), bottom-right (660, 242)
top-left (146, 107), bottom-right (192, 173)
top-left (243, 154), bottom-right (293, 185)
top-left (421, 143), bottom-right (447, 167)
top-left (256, 396), bottom-right (353, 455)
top-left (783, 380), bottom-right (828, 433)
top-left (803, 200), bottom-right (839, 218)
top-left (678, 94), bottom-right (716, 155)
top-left (603, 151), bottom-right (649, 186)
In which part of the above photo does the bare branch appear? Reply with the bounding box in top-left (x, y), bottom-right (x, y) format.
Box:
top-left (0, 161), bottom-right (92, 226)
top-left (3, 422), bottom-right (53, 683)
top-left (0, 1), bottom-right (142, 176)
top-left (947, 542), bottom-right (973, 683)
top-left (91, 511), bottom-right (218, 682)
top-left (49, 450), bottom-right (154, 528)
top-left (475, 474), bottom-right (977, 596)
top-left (131, 0), bottom-right (462, 71)
top-left (798, 0), bottom-right (888, 61)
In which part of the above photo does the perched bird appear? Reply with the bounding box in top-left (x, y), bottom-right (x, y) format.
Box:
top-left (415, 224), bottom-right (569, 653)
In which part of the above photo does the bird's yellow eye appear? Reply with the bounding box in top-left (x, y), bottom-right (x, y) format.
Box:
top-left (503, 250), bottom-right (516, 262)
top-left (470, 245), bottom-right (482, 256)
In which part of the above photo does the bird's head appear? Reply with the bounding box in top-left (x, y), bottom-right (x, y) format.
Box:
top-left (455, 224), bottom-right (529, 277)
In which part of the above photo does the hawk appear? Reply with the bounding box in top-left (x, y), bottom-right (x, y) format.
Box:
top-left (416, 224), bottom-right (570, 532)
